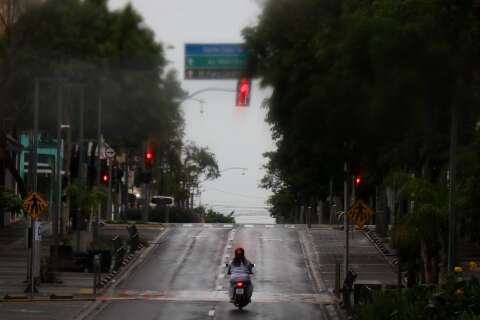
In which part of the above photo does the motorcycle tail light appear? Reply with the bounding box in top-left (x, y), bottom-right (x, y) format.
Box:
top-left (236, 282), bottom-right (244, 288)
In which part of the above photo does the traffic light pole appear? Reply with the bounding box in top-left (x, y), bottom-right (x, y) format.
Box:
top-left (183, 87), bottom-right (236, 101)
top-left (343, 162), bottom-right (349, 281)
top-left (93, 92), bottom-right (102, 243)
top-left (107, 158), bottom-right (113, 220)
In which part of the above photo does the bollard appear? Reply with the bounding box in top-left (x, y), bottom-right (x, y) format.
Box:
top-left (342, 270), bottom-right (357, 313)
top-left (334, 262), bottom-right (341, 298)
top-left (93, 254), bottom-right (101, 295)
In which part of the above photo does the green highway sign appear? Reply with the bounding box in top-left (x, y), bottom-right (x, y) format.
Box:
top-left (185, 43), bottom-right (248, 80)
top-left (186, 55), bottom-right (247, 69)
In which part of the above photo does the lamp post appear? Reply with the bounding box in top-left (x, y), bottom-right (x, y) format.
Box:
top-left (55, 124), bottom-right (70, 243)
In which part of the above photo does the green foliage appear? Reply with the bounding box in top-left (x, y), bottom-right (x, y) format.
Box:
top-left (355, 277), bottom-right (480, 320)
top-left (0, 187), bottom-right (22, 213)
top-left (67, 180), bottom-right (107, 218)
top-left (165, 142), bottom-right (220, 206)
top-left (245, 0), bottom-right (480, 226)
top-left (0, 0), bottom-right (184, 151)
top-left (203, 209), bottom-right (235, 224)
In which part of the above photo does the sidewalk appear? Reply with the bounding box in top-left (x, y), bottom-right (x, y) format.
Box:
top-left (0, 222), bottom-right (164, 300)
top-left (308, 225), bottom-right (397, 292)
top-left (0, 222), bottom-right (98, 299)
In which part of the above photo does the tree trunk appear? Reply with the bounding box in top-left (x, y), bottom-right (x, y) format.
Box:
top-left (431, 255), bottom-right (438, 284)
top-left (439, 236), bottom-right (448, 283)
top-left (420, 240), bottom-right (432, 284)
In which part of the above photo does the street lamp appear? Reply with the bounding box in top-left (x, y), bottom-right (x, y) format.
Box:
top-left (57, 124), bottom-right (70, 238)
top-left (219, 167), bottom-right (248, 175)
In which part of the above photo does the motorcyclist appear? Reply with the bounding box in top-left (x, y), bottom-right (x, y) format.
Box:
top-left (227, 247), bottom-right (254, 302)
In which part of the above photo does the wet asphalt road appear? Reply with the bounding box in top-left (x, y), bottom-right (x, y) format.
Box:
top-left (86, 224), bottom-right (335, 320)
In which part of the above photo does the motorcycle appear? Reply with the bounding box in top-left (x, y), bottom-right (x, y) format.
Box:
top-left (226, 263), bottom-right (254, 310)
top-left (232, 280), bottom-right (250, 310)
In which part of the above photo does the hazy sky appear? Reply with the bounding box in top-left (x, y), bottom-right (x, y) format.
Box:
top-left (108, 0), bottom-right (275, 223)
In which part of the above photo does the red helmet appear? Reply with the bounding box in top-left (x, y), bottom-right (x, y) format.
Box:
top-left (234, 247), bottom-right (245, 258)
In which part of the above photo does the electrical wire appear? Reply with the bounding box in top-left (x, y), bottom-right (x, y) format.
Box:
top-left (203, 186), bottom-right (268, 200)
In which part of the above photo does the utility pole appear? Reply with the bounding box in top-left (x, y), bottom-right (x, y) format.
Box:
top-left (75, 86), bottom-right (85, 252)
top-left (329, 177), bottom-right (334, 224)
top-left (93, 90), bottom-right (102, 243)
top-left (447, 97), bottom-right (458, 273)
top-left (343, 162), bottom-right (349, 280)
top-left (54, 82), bottom-right (63, 260)
top-left (27, 78), bottom-right (40, 297)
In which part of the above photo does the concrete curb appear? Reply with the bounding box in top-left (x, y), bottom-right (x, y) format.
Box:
top-left (361, 227), bottom-right (399, 271)
top-left (72, 227), bottom-right (170, 320)
top-left (1, 293), bottom-right (95, 303)
top-left (101, 224), bottom-right (165, 230)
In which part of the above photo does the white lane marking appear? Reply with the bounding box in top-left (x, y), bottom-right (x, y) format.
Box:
top-left (284, 225), bottom-right (296, 229)
top-left (259, 237), bottom-right (283, 241)
top-left (208, 309), bottom-right (215, 317)
top-left (223, 224), bottom-right (233, 228)
top-left (218, 273), bottom-right (225, 279)
top-left (244, 224), bottom-right (254, 228)
top-left (216, 285), bottom-right (223, 290)
top-left (7, 309), bottom-right (43, 314)
top-left (100, 290), bottom-right (334, 305)
top-left (265, 225), bottom-right (275, 228)
top-left (183, 224), bottom-right (193, 227)
top-left (204, 224), bottom-right (213, 228)
top-left (227, 245), bottom-right (232, 249)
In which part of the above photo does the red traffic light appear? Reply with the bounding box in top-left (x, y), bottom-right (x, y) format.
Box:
top-left (102, 174), bottom-right (109, 182)
top-left (355, 176), bottom-right (362, 185)
top-left (145, 150), bottom-right (154, 169)
top-left (236, 78), bottom-right (251, 107)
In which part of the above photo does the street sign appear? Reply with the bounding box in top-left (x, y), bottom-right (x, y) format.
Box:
top-left (105, 147), bottom-right (115, 159)
top-left (23, 192), bottom-right (48, 219)
top-left (346, 199), bottom-right (374, 229)
top-left (184, 43), bottom-right (248, 80)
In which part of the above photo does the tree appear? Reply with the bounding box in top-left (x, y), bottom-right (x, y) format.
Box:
top-left (0, 0), bottom-right (185, 198)
top-left (244, 0), bottom-right (480, 235)
top-left (160, 142), bottom-right (220, 208)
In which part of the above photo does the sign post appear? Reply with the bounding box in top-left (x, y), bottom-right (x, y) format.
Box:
top-left (23, 191), bottom-right (48, 297)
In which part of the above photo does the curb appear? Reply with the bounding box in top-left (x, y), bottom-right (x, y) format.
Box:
top-left (361, 227), bottom-right (399, 271)
top-left (96, 243), bottom-right (145, 289)
top-left (102, 224), bottom-right (165, 230)
top-left (73, 227), bottom-right (170, 320)
top-left (1, 294), bottom-right (95, 303)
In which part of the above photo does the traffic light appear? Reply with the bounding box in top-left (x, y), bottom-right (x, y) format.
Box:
top-left (145, 150), bottom-right (154, 169)
top-left (355, 175), bottom-right (362, 186)
top-left (236, 78), bottom-right (251, 107)
top-left (102, 174), bottom-right (109, 183)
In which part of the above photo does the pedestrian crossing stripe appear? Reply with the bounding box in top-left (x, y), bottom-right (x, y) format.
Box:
top-left (23, 192), bottom-right (48, 219)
